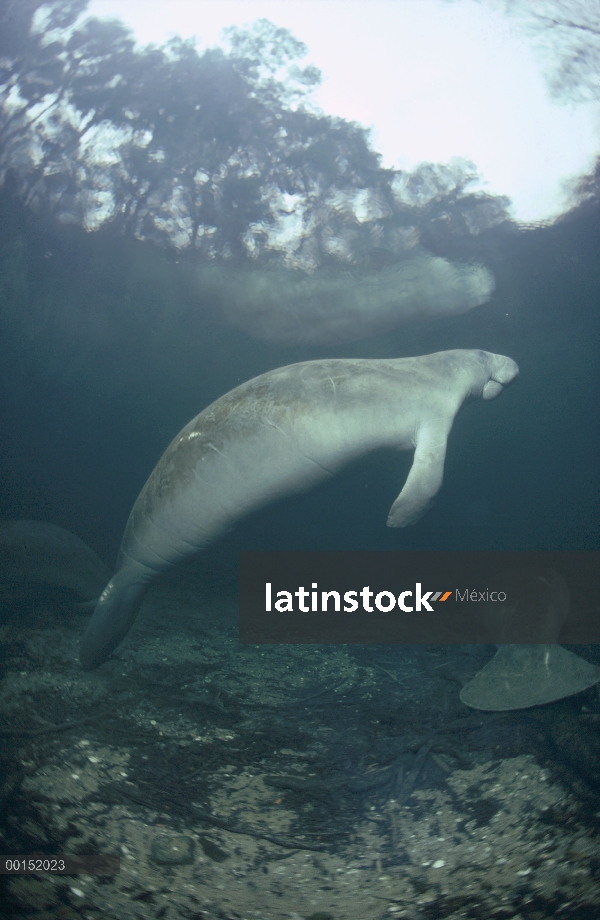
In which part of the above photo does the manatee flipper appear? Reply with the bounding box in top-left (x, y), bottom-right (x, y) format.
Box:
top-left (387, 419), bottom-right (450, 527)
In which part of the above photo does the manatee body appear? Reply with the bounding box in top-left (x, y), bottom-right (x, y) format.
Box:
top-left (0, 520), bottom-right (111, 605)
top-left (198, 255), bottom-right (495, 345)
top-left (80, 349), bottom-right (518, 669)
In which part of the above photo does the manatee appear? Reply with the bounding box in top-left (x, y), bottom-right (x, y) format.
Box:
top-left (0, 520), bottom-right (111, 609)
top-left (195, 254), bottom-right (495, 345)
top-left (80, 349), bottom-right (518, 669)
top-left (460, 569), bottom-right (600, 710)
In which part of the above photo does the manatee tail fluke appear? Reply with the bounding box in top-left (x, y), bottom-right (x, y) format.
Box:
top-left (460, 644), bottom-right (600, 711)
top-left (79, 571), bottom-right (149, 669)
top-left (73, 598), bottom-right (100, 613)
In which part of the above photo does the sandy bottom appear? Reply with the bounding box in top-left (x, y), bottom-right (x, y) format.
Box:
top-left (1, 566), bottom-right (599, 920)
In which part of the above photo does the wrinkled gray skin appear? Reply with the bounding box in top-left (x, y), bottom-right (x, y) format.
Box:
top-left (0, 520), bottom-right (111, 605)
top-left (80, 349), bottom-right (518, 669)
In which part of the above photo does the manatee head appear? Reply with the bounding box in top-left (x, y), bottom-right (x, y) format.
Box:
top-left (481, 352), bottom-right (519, 400)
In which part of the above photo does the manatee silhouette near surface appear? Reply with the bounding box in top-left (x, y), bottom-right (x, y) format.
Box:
top-left (196, 256), bottom-right (495, 345)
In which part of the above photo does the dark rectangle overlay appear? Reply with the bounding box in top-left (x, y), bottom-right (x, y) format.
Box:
top-left (0, 855), bottom-right (120, 874)
top-left (239, 551), bottom-right (600, 644)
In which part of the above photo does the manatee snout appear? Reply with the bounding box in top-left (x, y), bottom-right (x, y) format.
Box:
top-left (482, 354), bottom-right (519, 400)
